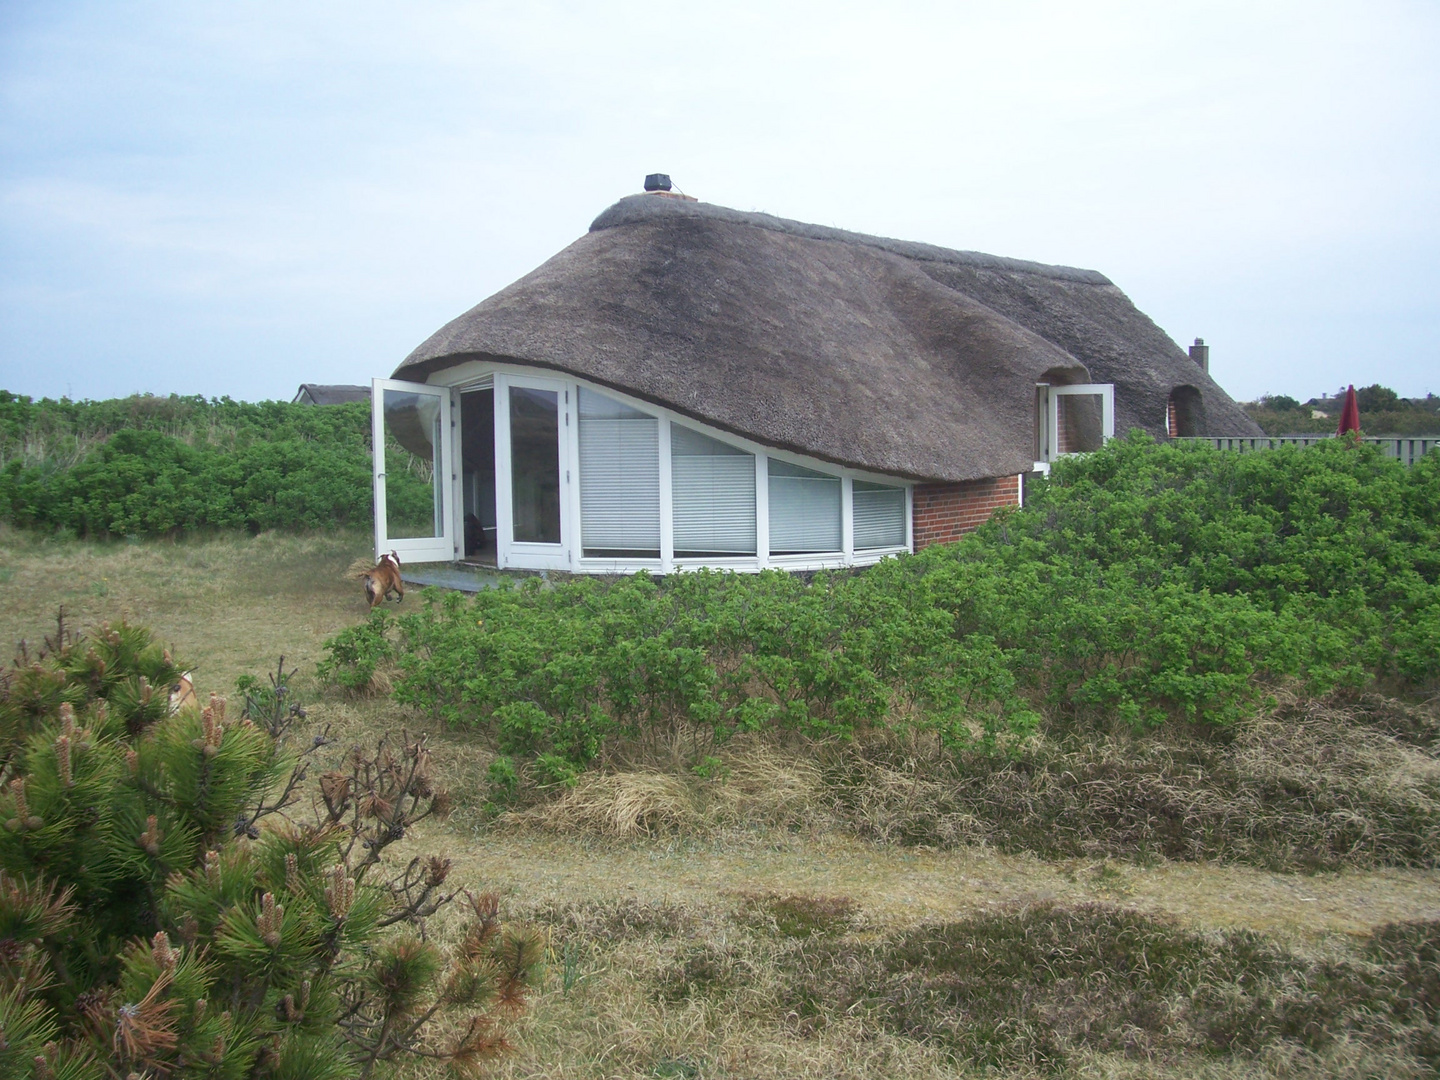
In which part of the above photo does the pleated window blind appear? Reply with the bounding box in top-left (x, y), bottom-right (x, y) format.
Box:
top-left (578, 388), bottom-right (660, 557)
top-left (671, 425), bottom-right (756, 556)
top-left (768, 459), bottom-right (841, 554)
top-left (852, 480), bottom-right (906, 550)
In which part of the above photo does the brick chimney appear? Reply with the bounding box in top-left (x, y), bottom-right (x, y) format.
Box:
top-left (1189, 337), bottom-right (1209, 373)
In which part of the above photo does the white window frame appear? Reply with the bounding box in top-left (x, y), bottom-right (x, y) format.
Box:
top-left (391, 360), bottom-right (915, 575)
top-left (577, 387), bottom-right (663, 560)
top-left (764, 453), bottom-right (846, 569)
top-left (851, 477), bottom-right (910, 552)
top-left (371, 377), bottom-right (457, 564)
top-left (1042, 382), bottom-right (1115, 463)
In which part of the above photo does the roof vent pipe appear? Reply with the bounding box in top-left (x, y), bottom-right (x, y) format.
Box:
top-left (1189, 337), bottom-right (1209, 373)
top-left (644, 173), bottom-right (672, 192)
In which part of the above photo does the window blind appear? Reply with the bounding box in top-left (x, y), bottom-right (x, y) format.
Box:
top-left (768, 459), bottom-right (841, 554)
top-left (578, 388), bottom-right (660, 556)
top-left (671, 425), bottom-right (756, 555)
top-left (853, 480), bottom-right (906, 549)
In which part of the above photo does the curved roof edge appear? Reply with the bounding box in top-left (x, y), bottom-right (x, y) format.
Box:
top-left (590, 194), bottom-right (1113, 286)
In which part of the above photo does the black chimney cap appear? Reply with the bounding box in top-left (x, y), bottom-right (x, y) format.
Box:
top-left (644, 173), bottom-right (672, 192)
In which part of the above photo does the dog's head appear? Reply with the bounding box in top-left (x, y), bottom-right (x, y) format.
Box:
top-left (169, 671), bottom-right (197, 714)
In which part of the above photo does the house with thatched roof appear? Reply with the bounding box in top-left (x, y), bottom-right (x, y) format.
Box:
top-left (292, 384), bottom-right (371, 406)
top-left (372, 180), bottom-right (1261, 572)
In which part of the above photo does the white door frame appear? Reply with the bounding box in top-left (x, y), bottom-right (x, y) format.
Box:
top-left (371, 378), bottom-right (457, 564)
top-left (494, 372), bottom-right (573, 571)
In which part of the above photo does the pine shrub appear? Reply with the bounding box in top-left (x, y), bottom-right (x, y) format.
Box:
top-left (0, 616), bottom-right (540, 1079)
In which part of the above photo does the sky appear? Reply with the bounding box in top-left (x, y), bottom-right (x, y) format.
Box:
top-left (1, 0), bottom-right (1437, 405)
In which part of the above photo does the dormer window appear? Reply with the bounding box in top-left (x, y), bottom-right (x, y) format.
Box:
top-left (1035, 383), bottom-right (1115, 464)
top-left (1167, 386), bottom-right (1202, 438)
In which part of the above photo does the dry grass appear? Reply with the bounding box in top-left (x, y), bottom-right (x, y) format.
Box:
top-left (825, 695), bottom-right (1440, 872)
top-left (6, 530), bottom-right (1440, 1078)
top-left (0, 525), bottom-right (372, 692)
top-left (505, 740), bottom-right (823, 838)
top-left (440, 853), bottom-right (1438, 1080)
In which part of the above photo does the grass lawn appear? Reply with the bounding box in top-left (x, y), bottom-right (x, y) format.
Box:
top-left (3, 528), bottom-right (1437, 1079)
top-left (0, 526), bottom-right (367, 690)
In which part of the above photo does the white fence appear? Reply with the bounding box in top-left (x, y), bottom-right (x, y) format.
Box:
top-left (1175, 436), bottom-right (1440, 467)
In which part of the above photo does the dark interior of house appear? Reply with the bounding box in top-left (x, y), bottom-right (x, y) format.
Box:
top-left (460, 388), bottom-right (496, 563)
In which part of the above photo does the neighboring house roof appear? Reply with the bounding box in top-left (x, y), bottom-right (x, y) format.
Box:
top-left (395, 195), bottom-right (1262, 483)
top-left (293, 384), bottom-right (371, 406)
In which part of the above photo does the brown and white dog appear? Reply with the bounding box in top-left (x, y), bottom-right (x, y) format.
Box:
top-left (363, 551), bottom-right (405, 609)
top-left (163, 649), bottom-right (198, 714)
top-left (169, 671), bottom-right (198, 714)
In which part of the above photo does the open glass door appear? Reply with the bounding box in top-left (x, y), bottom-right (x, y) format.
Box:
top-left (495, 374), bottom-right (572, 570)
top-left (371, 378), bottom-right (456, 564)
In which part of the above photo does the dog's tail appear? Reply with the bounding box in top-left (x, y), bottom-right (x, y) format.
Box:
top-left (363, 573), bottom-right (380, 606)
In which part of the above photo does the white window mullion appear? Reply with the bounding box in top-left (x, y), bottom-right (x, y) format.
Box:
top-left (493, 374), bottom-right (512, 569)
top-left (756, 455), bottom-right (769, 569)
top-left (450, 388), bottom-right (462, 560)
top-left (565, 385), bottom-right (579, 568)
top-left (659, 418), bottom-right (674, 573)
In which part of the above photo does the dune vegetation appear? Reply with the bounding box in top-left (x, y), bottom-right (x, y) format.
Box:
top-left (1, 433), bottom-right (1438, 1078)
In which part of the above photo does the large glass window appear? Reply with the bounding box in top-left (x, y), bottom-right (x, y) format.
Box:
top-left (672, 425), bottom-right (756, 557)
top-left (768, 459), bottom-right (841, 554)
top-left (853, 480), bottom-right (906, 550)
top-left (510, 387), bottom-right (561, 544)
top-left (382, 388), bottom-right (443, 540)
top-left (578, 388), bottom-right (660, 558)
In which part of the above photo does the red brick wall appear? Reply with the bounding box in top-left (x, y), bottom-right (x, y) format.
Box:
top-left (912, 475), bottom-right (1021, 549)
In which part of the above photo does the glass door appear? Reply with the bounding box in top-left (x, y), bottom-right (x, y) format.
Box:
top-left (496, 375), bottom-right (571, 569)
top-left (371, 378), bottom-right (456, 564)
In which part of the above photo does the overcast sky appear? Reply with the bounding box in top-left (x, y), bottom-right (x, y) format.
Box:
top-left (1, 1), bottom-right (1436, 404)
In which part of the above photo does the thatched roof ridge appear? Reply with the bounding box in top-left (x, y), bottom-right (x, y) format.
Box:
top-left (397, 195), bottom-right (1260, 482)
top-left (590, 195), bottom-right (1114, 285)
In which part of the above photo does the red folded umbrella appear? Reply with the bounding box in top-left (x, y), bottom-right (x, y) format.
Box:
top-left (1336, 384), bottom-right (1360, 437)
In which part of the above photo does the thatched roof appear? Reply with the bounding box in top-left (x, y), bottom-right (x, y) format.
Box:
top-left (293, 384), bottom-right (370, 406)
top-left (396, 195), bottom-right (1261, 483)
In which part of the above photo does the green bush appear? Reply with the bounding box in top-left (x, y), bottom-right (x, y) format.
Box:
top-left (316, 611), bottom-right (397, 694)
top-left (1246, 386), bottom-right (1440, 435)
top-left (357, 569), bottom-right (1033, 769)
top-left (0, 391), bottom-right (434, 537)
top-left (316, 435), bottom-right (1438, 776)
